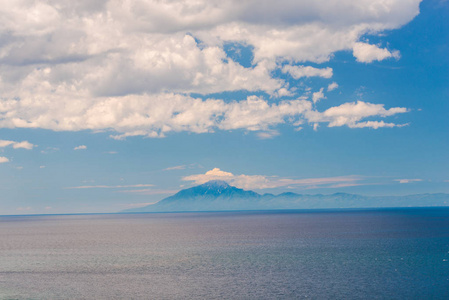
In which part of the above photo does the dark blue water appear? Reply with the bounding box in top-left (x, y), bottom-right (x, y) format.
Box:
top-left (1, 208), bottom-right (449, 299)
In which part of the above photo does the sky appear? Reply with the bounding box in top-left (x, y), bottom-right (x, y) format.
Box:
top-left (0, 0), bottom-right (448, 215)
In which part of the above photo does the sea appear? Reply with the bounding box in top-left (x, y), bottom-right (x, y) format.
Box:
top-left (1, 208), bottom-right (449, 299)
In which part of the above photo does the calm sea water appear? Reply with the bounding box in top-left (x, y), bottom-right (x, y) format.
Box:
top-left (1, 208), bottom-right (449, 299)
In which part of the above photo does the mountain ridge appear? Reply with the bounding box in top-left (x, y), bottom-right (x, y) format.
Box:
top-left (122, 180), bottom-right (449, 213)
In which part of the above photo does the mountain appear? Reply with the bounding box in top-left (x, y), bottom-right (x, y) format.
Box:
top-left (122, 180), bottom-right (449, 213)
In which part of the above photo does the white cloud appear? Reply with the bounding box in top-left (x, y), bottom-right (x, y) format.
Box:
top-left (0, 0), bottom-right (420, 67)
top-left (12, 141), bottom-right (35, 149)
top-left (0, 90), bottom-right (407, 137)
top-left (164, 163), bottom-right (199, 171)
top-left (256, 130), bottom-right (280, 139)
top-left (0, 0), bottom-right (420, 138)
top-left (305, 101), bottom-right (408, 129)
top-left (353, 42), bottom-right (400, 63)
top-left (312, 88), bottom-right (326, 104)
top-left (183, 167), bottom-right (364, 190)
top-left (0, 140), bottom-right (35, 150)
top-left (350, 120), bottom-right (409, 129)
top-left (74, 145), bottom-right (87, 150)
top-left (282, 65), bottom-right (333, 79)
top-left (327, 82), bottom-right (338, 91)
top-left (1, 93), bottom-right (319, 138)
top-left (395, 179), bottom-right (422, 184)
top-left (0, 156), bottom-right (10, 163)
top-left (0, 141), bottom-right (13, 148)
top-left (184, 168), bottom-right (234, 183)
top-left (164, 165), bottom-right (187, 171)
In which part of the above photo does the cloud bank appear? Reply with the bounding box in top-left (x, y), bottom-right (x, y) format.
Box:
top-left (0, 140), bottom-right (35, 150)
top-left (0, 0), bottom-right (420, 138)
top-left (183, 168), bottom-right (364, 190)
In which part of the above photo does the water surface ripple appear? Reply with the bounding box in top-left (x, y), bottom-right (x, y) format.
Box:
top-left (1, 208), bottom-right (449, 299)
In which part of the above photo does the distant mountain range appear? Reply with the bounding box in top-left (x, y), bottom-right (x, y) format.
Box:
top-left (122, 180), bottom-right (449, 213)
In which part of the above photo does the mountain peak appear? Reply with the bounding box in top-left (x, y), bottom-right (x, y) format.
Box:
top-left (200, 180), bottom-right (231, 188)
top-left (121, 181), bottom-right (449, 213)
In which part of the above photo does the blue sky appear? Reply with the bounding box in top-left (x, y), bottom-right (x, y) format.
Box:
top-left (0, 0), bottom-right (447, 214)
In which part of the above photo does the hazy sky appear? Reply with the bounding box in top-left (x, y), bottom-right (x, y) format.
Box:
top-left (0, 0), bottom-right (448, 214)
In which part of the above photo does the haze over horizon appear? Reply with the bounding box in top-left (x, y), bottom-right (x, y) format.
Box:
top-left (123, 180), bottom-right (449, 213)
top-left (0, 0), bottom-right (448, 215)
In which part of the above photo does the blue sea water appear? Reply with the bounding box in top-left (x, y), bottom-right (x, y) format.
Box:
top-left (1, 208), bottom-right (449, 299)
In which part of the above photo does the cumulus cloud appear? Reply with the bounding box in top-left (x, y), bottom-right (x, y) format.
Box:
top-left (0, 140), bottom-right (35, 150)
top-left (0, 90), bottom-right (408, 138)
top-left (305, 101), bottom-right (408, 129)
top-left (185, 168), bottom-right (234, 183)
top-left (312, 88), bottom-right (326, 104)
top-left (74, 145), bottom-right (87, 150)
top-left (0, 93), bottom-right (314, 138)
top-left (353, 42), bottom-right (400, 63)
top-left (183, 167), bottom-right (364, 190)
top-left (0, 0), bottom-right (420, 66)
top-left (282, 65), bottom-right (333, 79)
top-left (256, 130), bottom-right (280, 139)
top-left (327, 82), bottom-right (339, 91)
top-left (0, 156), bottom-right (10, 163)
top-left (0, 0), bottom-right (420, 138)
top-left (395, 179), bottom-right (422, 184)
